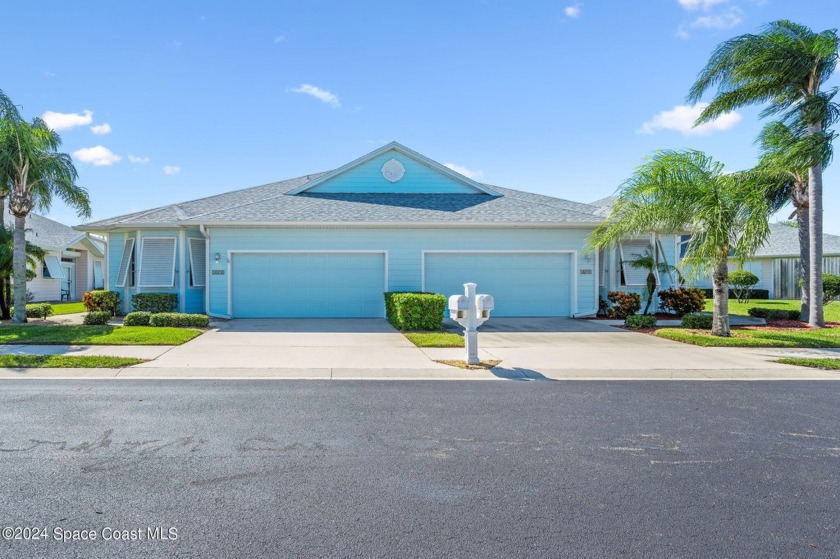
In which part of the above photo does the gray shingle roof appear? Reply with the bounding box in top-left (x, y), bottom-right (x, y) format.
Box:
top-left (80, 174), bottom-right (605, 229)
top-left (5, 209), bottom-right (86, 249)
top-left (754, 223), bottom-right (840, 257)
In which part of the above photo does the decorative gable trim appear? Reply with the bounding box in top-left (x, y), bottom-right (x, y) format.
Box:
top-left (286, 142), bottom-right (500, 196)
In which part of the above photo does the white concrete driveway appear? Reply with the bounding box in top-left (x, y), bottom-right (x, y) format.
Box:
top-left (133, 319), bottom-right (451, 370)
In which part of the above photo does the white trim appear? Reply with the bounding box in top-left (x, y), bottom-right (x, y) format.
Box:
top-left (226, 250), bottom-right (389, 318)
top-left (285, 142), bottom-right (500, 196)
top-left (178, 230), bottom-right (186, 312)
top-left (115, 238), bottom-right (135, 288)
top-left (420, 250), bottom-right (578, 317)
top-left (82, 221), bottom-right (604, 231)
top-left (137, 236), bottom-right (177, 288)
top-left (104, 233), bottom-right (110, 290)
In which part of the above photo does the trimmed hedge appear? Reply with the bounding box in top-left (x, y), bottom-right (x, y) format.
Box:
top-left (132, 293), bottom-right (178, 313)
top-left (701, 288), bottom-right (769, 300)
top-left (747, 307), bottom-right (801, 320)
top-left (657, 287), bottom-right (706, 315)
top-left (83, 311), bottom-right (112, 325)
top-left (682, 313), bottom-right (713, 329)
top-left (123, 311), bottom-right (152, 326)
top-left (602, 291), bottom-right (642, 319)
top-left (148, 313), bottom-right (210, 328)
top-left (384, 292), bottom-right (446, 331)
top-left (26, 303), bottom-right (53, 319)
top-left (625, 314), bottom-right (657, 329)
top-left (83, 290), bottom-right (121, 314)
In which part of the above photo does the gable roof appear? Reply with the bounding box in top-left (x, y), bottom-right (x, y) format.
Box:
top-left (287, 142), bottom-right (500, 196)
top-left (5, 209), bottom-right (103, 255)
top-left (754, 223), bottom-right (840, 257)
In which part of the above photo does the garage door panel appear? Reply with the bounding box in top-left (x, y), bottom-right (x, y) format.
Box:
top-left (424, 253), bottom-right (571, 317)
top-left (232, 253), bottom-right (385, 318)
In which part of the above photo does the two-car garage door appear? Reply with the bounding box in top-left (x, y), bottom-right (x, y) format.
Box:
top-left (229, 251), bottom-right (573, 318)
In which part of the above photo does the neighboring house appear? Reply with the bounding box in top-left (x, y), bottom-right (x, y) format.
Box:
top-left (78, 142), bottom-right (606, 318)
top-left (10, 210), bottom-right (106, 302)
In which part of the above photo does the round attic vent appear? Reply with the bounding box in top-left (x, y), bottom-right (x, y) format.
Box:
top-left (381, 158), bottom-right (405, 183)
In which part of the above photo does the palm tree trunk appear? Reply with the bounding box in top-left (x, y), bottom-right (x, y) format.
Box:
top-left (808, 162), bottom-right (824, 327)
top-left (0, 197), bottom-right (7, 321)
top-left (796, 205), bottom-right (810, 322)
top-left (711, 258), bottom-right (730, 337)
top-left (12, 214), bottom-right (27, 324)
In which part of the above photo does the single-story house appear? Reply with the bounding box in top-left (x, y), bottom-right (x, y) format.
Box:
top-left (78, 142), bottom-right (606, 318)
top-left (12, 210), bottom-right (107, 302)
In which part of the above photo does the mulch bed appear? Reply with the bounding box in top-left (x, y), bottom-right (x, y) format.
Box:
top-left (740, 320), bottom-right (840, 331)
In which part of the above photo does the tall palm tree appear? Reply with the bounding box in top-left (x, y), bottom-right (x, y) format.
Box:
top-left (588, 150), bottom-right (773, 337)
top-left (0, 90), bottom-right (91, 323)
top-left (688, 20), bottom-right (839, 327)
top-left (754, 120), bottom-right (835, 320)
top-left (624, 244), bottom-right (682, 315)
top-left (0, 225), bottom-right (46, 317)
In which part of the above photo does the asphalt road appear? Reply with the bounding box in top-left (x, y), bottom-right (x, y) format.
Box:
top-left (0, 380), bottom-right (838, 558)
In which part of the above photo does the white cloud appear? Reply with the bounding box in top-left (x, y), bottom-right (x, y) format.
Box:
top-left (678, 0), bottom-right (728, 10)
top-left (72, 146), bottom-right (121, 166)
top-left (90, 123), bottom-right (111, 135)
top-left (690, 8), bottom-right (742, 30)
top-left (41, 110), bottom-right (93, 131)
top-left (444, 163), bottom-right (484, 180)
top-left (564, 5), bottom-right (581, 17)
top-left (676, 24), bottom-right (691, 39)
top-left (128, 154), bottom-right (150, 164)
top-left (290, 84), bottom-right (341, 108)
top-left (638, 103), bottom-right (742, 135)
top-left (163, 165), bottom-right (181, 175)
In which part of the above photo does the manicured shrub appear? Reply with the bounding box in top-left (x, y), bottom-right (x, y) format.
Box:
top-left (123, 311), bottom-right (152, 326)
top-left (728, 270), bottom-right (760, 303)
top-left (700, 288), bottom-right (769, 300)
top-left (824, 273), bottom-right (840, 305)
top-left (83, 290), bottom-right (121, 314)
top-left (384, 292), bottom-right (447, 331)
top-left (25, 303), bottom-right (53, 319)
top-left (83, 311), bottom-right (112, 325)
top-left (149, 313), bottom-right (210, 328)
top-left (747, 307), bottom-right (801, 320)
top-left (603, 291), bottom-right (642, 319)
top-left (625, 314), bottom-right (657, 329)
top-left (657, 287), bottom-right (706, 315)
top-left (131, 292), bottom-right (178, 313)
top-left (681, 313), bottom-right (713, 329)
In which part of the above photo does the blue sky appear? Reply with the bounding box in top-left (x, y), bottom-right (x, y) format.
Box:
top-left (3, 0), bottom-right (839, 233)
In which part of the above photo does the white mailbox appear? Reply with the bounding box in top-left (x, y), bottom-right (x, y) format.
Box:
top-left (475, 294), bottom-right (494, 319)
top-left (448, 283), bottom-right (494, 365)
top-left (448, 294), bottom-right (469, 320)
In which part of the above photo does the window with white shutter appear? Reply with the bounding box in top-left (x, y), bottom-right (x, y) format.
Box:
top-left (189, 238), bottom-right (206, 287)
top-left (115, 238), bottom-right (135, 288)
top-left (93, 260), bottom-right (104, 289)
top-left (138, 237), bottom-right (177, 287)
top-left (43, 255), bottom-right (66, 279)
top-left (619, 240), bottom-right (651, 286)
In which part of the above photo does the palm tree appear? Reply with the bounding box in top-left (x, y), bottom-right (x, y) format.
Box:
top-left (688, 20), bottom-right (839, 327)
top-left (0, 90), bottom-right (91, 323)
top-left (754, 120), bottom-right (835, 320)
top-left (624, 244), bottom-right (682, 315)
top-left (588, 150), bottom-right (773, 337)
top-left (0, 225), bottom-right (46, 318)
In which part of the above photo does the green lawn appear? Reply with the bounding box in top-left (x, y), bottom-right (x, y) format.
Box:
top-left (404, 332), bottom-right (464, 347)
top-left (656, 327), bottom-right (840, 348)
top-left (0, 355), bottom-right (144, 368)
top-left (0, 325), bottom-right (201, 345)
top-left (702, 299), bottom-right (840, 322)
top-left (776, 357), bottom-right (840, 370)
top-left (49, 302), bottom-right (87, 315)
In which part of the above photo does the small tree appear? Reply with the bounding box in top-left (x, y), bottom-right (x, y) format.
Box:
top-left (824, 273), bottom-right (840, 306)
top-left (624, 245), bottom-right (682, 315)
top-left (728, 269), bottom-right (760, 304)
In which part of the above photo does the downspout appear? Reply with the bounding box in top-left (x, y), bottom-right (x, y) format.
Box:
top-left (178, 230), bottom-right (186, 313)
top-left (200, 224), bottom-right (230, 319)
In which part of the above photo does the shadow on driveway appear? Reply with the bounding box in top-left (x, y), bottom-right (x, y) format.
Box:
top-left (444, 317), bottom-right (624, 334)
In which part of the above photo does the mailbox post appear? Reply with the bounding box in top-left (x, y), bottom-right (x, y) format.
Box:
top-left (448, 283), bottom-right (494, 365)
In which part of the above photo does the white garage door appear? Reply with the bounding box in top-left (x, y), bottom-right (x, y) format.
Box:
top-left (231, 252), bottom-right (386, 318)
top-left (423, 252), bottom-right (572, 316)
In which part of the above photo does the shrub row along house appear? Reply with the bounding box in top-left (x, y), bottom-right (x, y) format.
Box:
top-left (76, 142), bottom-right (837, 317)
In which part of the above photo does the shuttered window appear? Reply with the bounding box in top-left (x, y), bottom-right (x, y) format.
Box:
top-left (43, 255), bottom-right (66, 279)
top-left (138, 237), bottom-right (176, 287)
top-left (619, 240), bottom-right (651, 286)
top-left (189, 238), bottom-right (206, 287)
top-left (93, 260), bottom-right (104, 289)
top-left (115, 238), bottom-right (135, 288)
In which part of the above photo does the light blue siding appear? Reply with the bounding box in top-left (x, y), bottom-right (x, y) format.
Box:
top-left (231, 253), bottom-right (385, 317)
top-left (304, 151), bottom-right (481, 194)
top-left (425, 253), bottom-right (572, 317)
top-left (206, 227), bottom-right (597, 318)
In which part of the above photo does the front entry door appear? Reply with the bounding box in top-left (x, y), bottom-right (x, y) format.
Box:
top-left (61, 262), bottom-right (75, 301)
